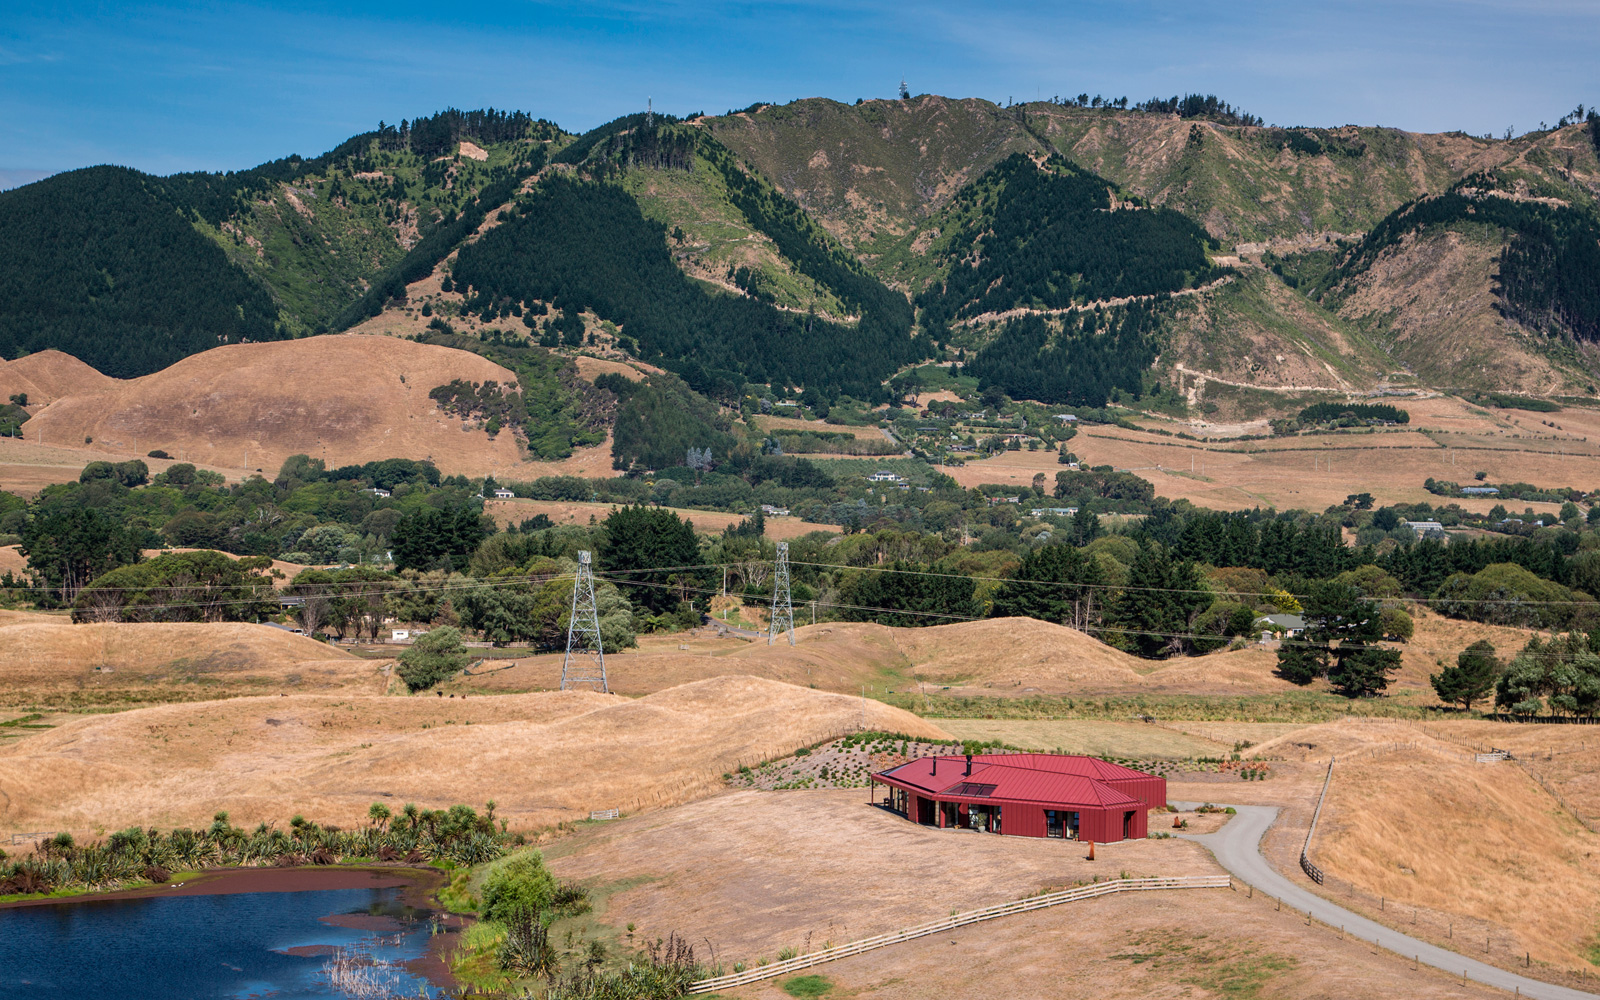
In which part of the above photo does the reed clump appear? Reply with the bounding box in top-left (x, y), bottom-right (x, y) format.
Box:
top-left (0, 800), bottom-right (509, 897)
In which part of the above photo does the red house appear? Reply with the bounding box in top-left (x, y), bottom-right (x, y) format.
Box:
top-left (870, 753), bottom-right (1166, 843)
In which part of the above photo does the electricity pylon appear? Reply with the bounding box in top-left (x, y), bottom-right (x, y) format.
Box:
top-left (561, 551), bottom-right (608, 692)
top-left (769, 542), bottom-right (795, 646)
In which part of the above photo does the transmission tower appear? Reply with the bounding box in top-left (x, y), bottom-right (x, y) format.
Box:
top-left (769, 541), bottom-right (795, 646)
top-left (561, 551), bottom-right (608, 692)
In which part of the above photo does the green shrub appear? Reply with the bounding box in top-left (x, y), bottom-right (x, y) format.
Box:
top-left (397, 626), bottom-right (470, 691)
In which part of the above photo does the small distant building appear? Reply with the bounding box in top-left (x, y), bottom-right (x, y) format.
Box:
top-left (391, 629), bottom-right (428, 643)
top-left (492, 488), bottom-right (516, 499)
top-left (1460, 486), bottom-right (1500, 495)
top-left (1404, 520), bottom-right (1446, 537)
top-left (871, 753), bottom-right (1165, 843)
top-left (774, 400), bottom-right (800, 408)
top-left (366, 487), bottom-right (391, 499)
top-left (1055, 414), bottom-right (1078, 423)
top-left (1031, 507), bottom-right (1079, 517)
top-left (759, 504), bottom-right (791, 517)
top-left (1257, 613), bottom-right (1306, 639)
top-left (867, 470), bottom-right (903, 482)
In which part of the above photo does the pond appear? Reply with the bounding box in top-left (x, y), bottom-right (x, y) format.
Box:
top-left (0, 868), bottom-right (458, 999)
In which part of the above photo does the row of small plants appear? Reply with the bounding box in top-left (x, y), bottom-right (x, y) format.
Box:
top-left (0, 802), bottom-right (507, 897)
top-left (725, 733), bottom-right (1014, 791)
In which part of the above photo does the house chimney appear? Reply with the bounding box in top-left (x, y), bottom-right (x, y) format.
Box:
top-left (965, 754), bottom-right (973, 776)
top-left (931, 756), bottom-right (937, 775)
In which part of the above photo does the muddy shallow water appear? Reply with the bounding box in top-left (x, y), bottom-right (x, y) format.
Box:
top-left (0, 867), bottom-right (461, 999)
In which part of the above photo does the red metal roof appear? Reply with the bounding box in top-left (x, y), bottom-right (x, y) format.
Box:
top-left (977, 753), bottom-right (1151, 781)
top-left (876, 755), bottom-right (1143, 809)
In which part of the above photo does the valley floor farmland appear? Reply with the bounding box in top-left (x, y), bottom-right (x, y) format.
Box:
top-left (949, 393), bottom-right (1600, 512)
top-left (483, 497), bottom-right (839, 540)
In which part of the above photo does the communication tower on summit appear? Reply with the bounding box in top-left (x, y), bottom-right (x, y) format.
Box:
top-left (561, 551), bottom-right (608, 692)
top-left (769, 542), bottom-right (795, 646)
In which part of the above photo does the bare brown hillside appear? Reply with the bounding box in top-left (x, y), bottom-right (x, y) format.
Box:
top-left (0, 620), bottom-right (384, 706)
top-left (0, 675), bottom-right (946, 837)
top-left (20, 335), bottom-right (540, 476)
top-left (450, 617), bottom-right (1308, 699)
top-left (0, 350), bottom-right (117, 406)
top-left (1331, 226), bottom-right (1583, 393)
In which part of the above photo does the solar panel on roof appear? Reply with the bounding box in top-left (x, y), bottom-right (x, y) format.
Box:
top-left (945, 782), bottom-right (998, 797)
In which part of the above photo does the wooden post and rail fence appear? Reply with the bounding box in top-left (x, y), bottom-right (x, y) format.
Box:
top-left (1300, 755), bottom-right (1333, 885)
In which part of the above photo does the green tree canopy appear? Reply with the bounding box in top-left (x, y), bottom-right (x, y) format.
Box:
top-left (989, 543), bottom-right (1107, 630)
top-left (599, 505), bottom-right (704, 614)
top-left (74, 550), bottom-right (276, 623)
top-left (396, 625), bottom-right (471, 691)
top-left (1432, 639), bottom-right (1500, 711)
top-left (1275, 580), bottom-right (1401, 697)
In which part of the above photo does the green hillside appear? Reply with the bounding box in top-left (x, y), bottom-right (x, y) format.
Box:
top-left (4, 98), bottom-right (1600, 405)
top-left (447, 116), bottom-right (925, 400)
top-left (0, 166), bottom-right (288, 378)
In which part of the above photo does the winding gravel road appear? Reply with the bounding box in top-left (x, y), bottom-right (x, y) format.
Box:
top-left (1177, 803), bottom-right (1598, 999)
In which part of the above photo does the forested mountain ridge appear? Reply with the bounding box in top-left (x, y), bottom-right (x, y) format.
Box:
top-left (4, 98), bottom-right (1600, 403)
top-left (708, 95), bottom-right (1600, 262)
top-left (0, 111), bottom-right (569, 377)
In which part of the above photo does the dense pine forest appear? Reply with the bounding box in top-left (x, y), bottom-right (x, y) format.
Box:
top-left (0, 166), bottom-right (288, 377)
top-left (2, 97), bottom-right (1599, 404)
top-left (450, 174), bottom-right (924, 400)
top-left (963, 306), bottom-right (1164, 406)
top-left (917, 154), bottom-right (1221, 333)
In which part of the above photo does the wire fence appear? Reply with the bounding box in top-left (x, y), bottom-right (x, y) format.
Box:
top-left (1297, 739), bottom-right (1600, 991)
top-left (687, 875), bottom-right (1231, 993)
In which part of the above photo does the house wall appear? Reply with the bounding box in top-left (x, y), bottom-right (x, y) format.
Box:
top-left (1102, 775), bottom-right (1168, 810)
top-left (874, 779), bottom-right (1153, 843)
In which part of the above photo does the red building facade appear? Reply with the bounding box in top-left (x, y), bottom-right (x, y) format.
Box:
top-left (871, 753), bottom-right (1166, 844)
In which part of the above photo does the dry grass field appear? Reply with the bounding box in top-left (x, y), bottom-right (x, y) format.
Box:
top-left (713, 885), bottom-right (1508, 1000)
top-left (20, 335), bottom-right (532, 477)
top-left (448, 618), bottom-right (1305, 701)
top-left (0, 675), bottom-right (945, 842)
top-left (0, 620), bottom-right (385, 708)
top-left (1241, 717), bottom-right (1600, 975)
top-left (0, 543), bottom-right (25, 576)
top-left (932, 718), bottom-right (1232, 758)
top-left (748, 414), bottom-right (874, 439)
top-left (451, 614), bottom-right (1537, 706)
top-left (0, 435), bottom-right (254, 497)
top-left (483, 498), bottom-right (840, 540)
top-left (0, 349), bottom-right (118, 405)
top-left (543, 785), bottom-right (1502, 1000)
top-left (542, 787), bottom-right (1219, 961)
top-left (571, 355), bottom-right (658, 382)
top-left (949, 393), bottom-right (1600, 512)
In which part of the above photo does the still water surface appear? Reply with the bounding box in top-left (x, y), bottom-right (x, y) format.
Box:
top-left (1, 884), bottom-right (448, 998)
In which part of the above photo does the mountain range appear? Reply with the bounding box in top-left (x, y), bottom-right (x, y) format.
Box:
top-left (4, 96), bottom-right (1599, 409)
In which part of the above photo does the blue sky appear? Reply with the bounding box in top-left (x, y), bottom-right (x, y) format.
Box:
top-left (2, 0), bottom-right (1596, 186)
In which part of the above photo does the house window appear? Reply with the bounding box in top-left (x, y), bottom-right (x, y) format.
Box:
top-left (1046, 810), bottom-right (1080, 839)
top-left (887, 787), bottom-right (908, 816)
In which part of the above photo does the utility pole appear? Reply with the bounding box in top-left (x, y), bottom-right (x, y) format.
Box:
top-left (561, 551), bottom-right (607, 692)
top-left (769, 542), bottom-right (795, 646)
